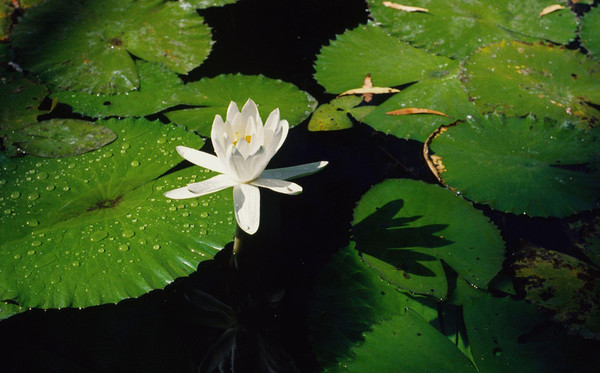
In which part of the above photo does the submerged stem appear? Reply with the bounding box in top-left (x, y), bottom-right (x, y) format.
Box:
top-left (230, 225), bottom-right (244, 269)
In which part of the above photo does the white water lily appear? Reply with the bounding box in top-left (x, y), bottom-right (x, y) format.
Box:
top-left (164, 99), bottom-right (327, 235)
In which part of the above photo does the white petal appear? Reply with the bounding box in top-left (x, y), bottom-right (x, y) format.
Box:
top-left (226, 101), bottom-right (240, 122)
top-left (176, 146), bottom-right (227, 174)
top-left (264, 108), bottom-right (280, 131)
top-left (211, 115), bottom-right (228, 160)
top-left (187, 174), bottom-right (237, 195)
top-left (251, 178), bottom-right (302, 195)
top-left (233, 184), bottom-right (260, 235)
top-left (164, 186), bottom-right (200, 200)
top-left (241, 99), bottom-right (260, 125)
top-left (260, 161), bottom-right (328, 180)
top-left (275, 119), bottom-right (289, 152)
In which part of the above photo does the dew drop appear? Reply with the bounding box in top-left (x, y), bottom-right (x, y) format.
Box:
top-left (27, 192), bottom-right (40, 201)
top-left (67, 163), bottom-right (76, 169)
top-left (62, 186), bottom-right (70, 191)
top-left (26, 219), bottom-right (40, 227)
top-left (3, 209), bottom-right (11, 215)
top-left (139, 239), bottom-right (147, 245)
top-left (98, 248), bottom-right (105, 253)
top-left (36, 172), bottom-right (48, 180)
top-left (130, 160), bottom-right (140, 167)
top-left (27, 249), bottom-right (36, 256)
top-left (49, 273), bottom-right (62, 285)
top-left (72, 261), bottom-right (80, 267)
top-left (152, 244), bottom-right (161, 250)
top-left (31, 240), bottom-right (42, 247)
top-left (13, 254), bottom-right (21, 260)
top-left (121, 230), bottom-right (135, 238)
top-left (10, 191), bottom-right (21, 199)
top-left (493, 347), bottom-right (502, 357)
top-left (46, 184), bottom-right (56, 191)
top-left (198, 229), bottom-right (207, 236)
top-left (122, 143), bottom-right (130, 149)
top-left (90, 230), bottom-right (108, 242)
top-left (169, 206), bottom-right (177, 212)
top-left (200, 212), bottom-right (209, 218)
top-left (156, 138), bottom-right (166, 144)
top-left (118, 243), bottom-right (129, 252)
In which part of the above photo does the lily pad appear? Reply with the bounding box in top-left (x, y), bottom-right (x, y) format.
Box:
top-left (12, 0), bottom-right (213, 94)
top-left (165, 74), bottom-right (317, 136)
top-left (568, 216), bottom-right (600, 268)
top-left (428, 115), bottom-right (600, 217)
top-left (461, 41), bottom-right (600, 128)
top-left (581, 6), bottom-right (600, 60)
top-left (188, 0), bottom-right (238, 8)
top-left (352, 179), bottom-right (504, 297)
top-left (309, 246), bottom-right (441, 370)
top-left (336, 312), bottom-right (477, 372)
top-left (362, 69), bottom-right (480, 142)
top-left (462, 282), bottom-right (588, 372)
top-left (1, 1), bottom-right (12, 41)
top-left (307, 96), bottom-right (374, 131)
top-left (0, 301), bottom-right (26, 321)
top-left (7, 119), bottom-right (117, 157)
top-left (367, 0), bottom-right (576, 59)
top-left (0, 69), bottom-right (49, 136)
top-left (0, 117), bottom-right (235, 309)
top-left (513, 246), bottom-right (600, 339)
top-left (314, 24), bottom-right (457, 94)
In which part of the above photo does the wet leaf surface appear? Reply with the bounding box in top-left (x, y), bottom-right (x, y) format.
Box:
top-left (429, 115), bottom-right (600, 217)
top-left (0, 117), bottom-right (235, 309)
top-left (581, 6), bottom-right (600, 61)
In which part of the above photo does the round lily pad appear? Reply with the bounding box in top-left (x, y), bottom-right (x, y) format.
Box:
top-left (367, 0), bottom-right (576, 59)
top-left (314, 24), bottom-right (457, 94)
top-left (429, 115), bottom-right (600, 217)
top-left (12, 0), bottom-right (213, 94)
top-left (0, 117), bottom-right (235, 309)
top-left (581, 6), bottom-right (600, 60)
top-left (362, 70), bottom-right (479, 142)
top-left (165, 74), bottom-right (317, 136)
top-left (352, 179), bottom-right (505, 297)
top-left (307, 95), bottom-right (374, 131)
top-left (461, 41), bottom-right (600, 128)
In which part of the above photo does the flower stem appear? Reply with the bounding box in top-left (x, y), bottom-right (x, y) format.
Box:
top-left (230, 225), bottom-right (244, 269)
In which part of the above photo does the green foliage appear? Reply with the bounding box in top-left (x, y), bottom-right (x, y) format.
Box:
top-left (367, 0), bottom-right (576, 59)
top-left (314, 24), bottom-right (457, 94)
top-left (429, 115), bottom-right (600, 217)
top-left (461, 41), bottom-right (600, 128)
top-left (11, 0), bottom-right (212, 94)
top-left (581, 6), bottom-right (600, 60)
top-left (0, 117), bottom-right (235, 309)
top-left (308, 96), bottom-right (374, 131)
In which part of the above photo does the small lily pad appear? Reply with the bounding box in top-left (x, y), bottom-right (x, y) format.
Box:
top-left (429, 115), bottom-right (600, 217)
top-left (12, 0), bottom-right (213, 94)
top-left (513, 246), bottom-right (600, 339)
top-left (352, 179), bottom-right (505, 297)
top-left (367, 0), bottom-right (576, 59)
top-left (0, 117), bottom-right (235, 309)
top-left (461, 41), bottom-right (600, 128)
top-left (307, 96), bottom-right (374, 131)
top-left (581, 6), bottom-right (600, 60)
top-left (7, 119), bottom-right (117, 157)
top-left (314, 24), bottom-right (457, 94)
top-left (362, 70), bottom-right (480, 142)
top-left (165, 74), bottom-right (317, 136)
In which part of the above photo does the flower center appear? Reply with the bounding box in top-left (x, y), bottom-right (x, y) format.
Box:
top-left (233, 132), bottom-right (252, 146)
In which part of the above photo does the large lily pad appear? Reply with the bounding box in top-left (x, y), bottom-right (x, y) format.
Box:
top-left (367, 0), bottom-right (576, 59)
top-left (165, 74), bottom-right (317, 136)
top-left (352, 179), bottom-right (504, 298)
top-left (581, 6), bottom-right (600, 60)
top-left (429, 115), bottom-right (600, 217)
top-left (7, 119), bottom-right (117, 157)
top-left (513, 246), bottom-right (600, 339)
top-left (337, 312), bottom-right (477, 372)
top-left (461, 41), bottom-right (600, 128)
top-left (0, 117), bottom-right (235, 309)
top-left (362, 69), bottom-right (480, 142)
top-left (307, 96), bottom-right (374, 131)
top-left (12, 0), bottom-right (212, 94)
top-left (314, 24), bottom-right (457, 94)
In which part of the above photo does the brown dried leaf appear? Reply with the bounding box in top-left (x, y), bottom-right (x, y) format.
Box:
top-left (539, 4), bottom-right (565, 17)
top-left (423, 126), bottom-right (450, 183)
top-left (338, 74), bottom-right (400, 103)
top-left (382, 1), bottom-right (429, 13)
top-left (386, 108), bottom-right (449, 117)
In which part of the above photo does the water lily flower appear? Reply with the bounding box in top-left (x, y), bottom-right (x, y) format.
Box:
top-left (164, 99), bottom-right (327, 235)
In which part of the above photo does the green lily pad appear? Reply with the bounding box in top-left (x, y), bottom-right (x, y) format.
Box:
top-left (12, 0), bottom-right (212, 94)
top-left (461, 41), bottom-right (600, 128)
top-left (314, 24), bottom-right (457, 94)
top-left (513, 246), bottom-right (600, 339)
top-left (352, 179), bottom-right (504, 297)
top-left (0, 117), bottom-right (235, 309)
top-left (53, 60), bottom-right (192, 118)
top-left (568, 215), bottom-right (600, 268)
top-left (462, 282), bottom-right (589, 372)
top-left (581, 6), bottom-right (600, 60)
top-left (0, 69), bottom-right (49, 136)
top-left (7, 119), bottom-right (117, 157)
top-left (188, 0), bottom-right (238, 8)
top-left (367, 0), bottom-right (576, 60)
top-left (0, 301), bottom-right (26, 321)
top-left (429, 115), bottom-right (600, 217)
top-left (336, 312), bottom-right (477, 372)
top-left (165, 74), bottom-right (317, 136)
top-left (307, 95), bottom-right (374, 131)
top-left (309, 246), bottom-right (441, 370)
top-left (362, 70), bottom-right (480, 142)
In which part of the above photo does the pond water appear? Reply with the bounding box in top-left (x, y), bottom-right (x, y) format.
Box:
top-left (1, 0), bottom-right (599, 372)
